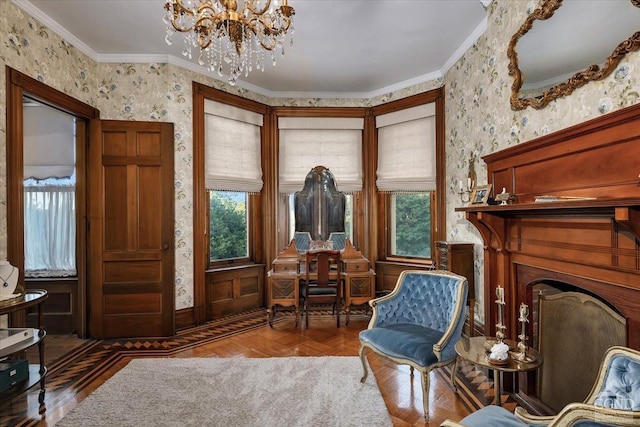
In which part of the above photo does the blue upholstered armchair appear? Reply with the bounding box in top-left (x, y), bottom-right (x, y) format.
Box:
top-left (359, 270), bottom-right (468, 419)
top-left (441, 346), bottom-right (640, 427)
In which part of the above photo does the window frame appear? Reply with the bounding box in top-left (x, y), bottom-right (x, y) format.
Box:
top-left (372, 89), bottom-right (446, 265)
top-left (206, 189), bottom-right (254, 267)
top-left (385, 191), bottom-right (436, 263)
top-left (193, 85), bottom-right (270, 294)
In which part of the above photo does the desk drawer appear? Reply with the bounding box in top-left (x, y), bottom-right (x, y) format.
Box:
top-left (344, 260), bottom-right (369, 272)
top-left (273, 262), bottom-right (298, 273)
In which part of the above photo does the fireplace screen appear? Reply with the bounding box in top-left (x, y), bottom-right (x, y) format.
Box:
top-left (536, 290), bottom-right (626, 412)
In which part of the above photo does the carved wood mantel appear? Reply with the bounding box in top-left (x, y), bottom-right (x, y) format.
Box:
top-left (457, 103), bottom-right (640, 351)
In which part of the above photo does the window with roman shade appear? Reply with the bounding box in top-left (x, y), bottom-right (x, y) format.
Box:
top-left (204, 99), bottom-right (263, 193)
top-left (376, 103), bottom-right (436, 193)
top-left (278, 117), bottom-right (364, 194)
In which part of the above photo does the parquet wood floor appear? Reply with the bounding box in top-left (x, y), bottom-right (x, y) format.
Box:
top-left (1, 309), bottom-right (511, 427)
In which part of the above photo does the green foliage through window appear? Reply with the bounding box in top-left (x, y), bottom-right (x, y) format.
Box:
top-left (209, 191), bottom-right (248, 261)
top-left (391, 193), bottom-right (431, 258)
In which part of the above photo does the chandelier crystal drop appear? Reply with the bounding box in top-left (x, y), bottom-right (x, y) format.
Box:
top-left (164, 0), bottom-right (295, 86)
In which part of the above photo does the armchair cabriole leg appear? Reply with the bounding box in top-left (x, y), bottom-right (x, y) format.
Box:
top-left (356, 271), bottom-right (469, 424)
top-left (421, 370), bottom-right (430, 419)
top-left (359, 346), bottom-right (369, 383)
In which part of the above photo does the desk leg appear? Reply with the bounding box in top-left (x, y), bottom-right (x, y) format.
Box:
top-left (493, 369), bottom-right (502, 406)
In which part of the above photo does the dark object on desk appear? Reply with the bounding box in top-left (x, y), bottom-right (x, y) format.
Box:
top-left (0, 359), bottom-right (29, 393)
top-left (294, 166), bottom-right (346, 241)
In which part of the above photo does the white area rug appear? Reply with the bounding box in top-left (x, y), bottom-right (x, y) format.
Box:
top-left (56, 356), bottom-right (392, 427)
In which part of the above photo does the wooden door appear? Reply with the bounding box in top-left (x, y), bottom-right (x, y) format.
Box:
top-left (88, 120), bottom-right (175, 338)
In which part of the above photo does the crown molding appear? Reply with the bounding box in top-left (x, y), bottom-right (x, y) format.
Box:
top-left (12, 0), bottom-right (98, 61)
top-left (441, 16), bottom-right (488, 75)
top-left (12, 0), bottom-right (488, 100)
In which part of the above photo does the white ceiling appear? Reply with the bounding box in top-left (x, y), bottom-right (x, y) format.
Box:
top-left (16, 0), bottom-right (489, 98)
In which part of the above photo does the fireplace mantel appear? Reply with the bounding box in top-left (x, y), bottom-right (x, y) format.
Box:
top-left (457, 103), bottom-right (640, 352)
top-left (458, 199), bottom-right (640, 246)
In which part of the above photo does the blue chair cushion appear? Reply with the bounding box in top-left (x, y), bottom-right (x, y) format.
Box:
top-left (595, 354), bottom-right (640, 410)
top-left (457, 405), bottom-right (619, 427)
top-left (359, 323), bottom-right (443, 367)
top-left (456, 405), bottom-right (527, 427)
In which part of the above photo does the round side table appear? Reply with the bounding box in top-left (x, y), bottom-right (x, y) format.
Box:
top-left (455, 336), bottom-right (542, 406)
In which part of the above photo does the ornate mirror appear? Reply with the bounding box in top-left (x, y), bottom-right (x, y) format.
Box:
top-left (508, 0), bottom-right (640, 110)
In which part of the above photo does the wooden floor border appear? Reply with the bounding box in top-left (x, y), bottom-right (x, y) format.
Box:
top-left (1, 309), bottom-right (505, 426)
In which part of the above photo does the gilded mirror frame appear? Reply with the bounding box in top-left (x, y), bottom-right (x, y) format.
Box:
top-left (508, 0), bottom-right (640, 110)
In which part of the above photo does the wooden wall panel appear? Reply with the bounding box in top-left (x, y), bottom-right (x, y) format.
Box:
top-left (104, 294), bottom-right (162, 314)
top-left (206, 265), bottom-right (265, 318)
top-left (103, 165), bottom-right (128, 251)
top-left (104, 261), bottom-right (162, 283)
top-left (138, 166), bottom-right (162, 249)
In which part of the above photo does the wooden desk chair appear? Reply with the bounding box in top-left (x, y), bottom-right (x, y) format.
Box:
top-left (301, 249), bottom-right (342, 329)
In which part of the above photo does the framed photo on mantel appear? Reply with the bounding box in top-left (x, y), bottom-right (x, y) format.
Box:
top-left (468, 184), bottom-right (492, 207)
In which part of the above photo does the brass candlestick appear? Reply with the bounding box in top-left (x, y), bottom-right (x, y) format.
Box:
top-left (495, 286), bottom-right (506, 344)
top-left (513, 303), bottom-right (533, 362)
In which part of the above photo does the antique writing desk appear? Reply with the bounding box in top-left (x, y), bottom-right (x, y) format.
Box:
top-left (267, 238), bottom-right (375, 326)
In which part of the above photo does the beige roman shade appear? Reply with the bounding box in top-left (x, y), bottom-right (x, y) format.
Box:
top-left (23, 103), bottom-right (75, 180)
top-left (376, 103), bottom-right (436, 193)
top-left (204, 99), bottom-right (264, 193)
top-left (278, 117), bottom-right (364, 194)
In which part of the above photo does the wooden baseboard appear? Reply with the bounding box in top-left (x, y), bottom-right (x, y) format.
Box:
top-left (175, 307), bottom-right (194, 331)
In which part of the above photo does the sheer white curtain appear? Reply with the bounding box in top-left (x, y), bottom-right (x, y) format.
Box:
top-left (24, 185), bottom-right (76, 277)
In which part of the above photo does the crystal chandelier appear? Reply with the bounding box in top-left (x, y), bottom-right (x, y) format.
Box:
top-left (164, 0), bottom-right (295, 86)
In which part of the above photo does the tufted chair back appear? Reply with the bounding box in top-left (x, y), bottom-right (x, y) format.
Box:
top-left (441, 346), bottom-right (640, 427)
top-left (371, 270), bottom-right (468, 362)
top-left (592, 347), bottom-right (640, 410)
top-left (358, 270), bottom-right (468, 420)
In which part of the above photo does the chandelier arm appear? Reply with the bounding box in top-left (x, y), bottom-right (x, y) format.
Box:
top-left (194, 13), bottom-right (227, 50)
top-left (167, 0), bottom-right (196, 32)
top-left (245, 0), bottom-right (272, 17)
top-left (254, 16), bottom-right (292, 36)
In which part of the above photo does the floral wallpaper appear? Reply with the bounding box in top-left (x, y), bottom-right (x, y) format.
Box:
top-left (443, 0), bottom-right (640, 322)
top-left (1, 0), bottom-right (638, 320)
